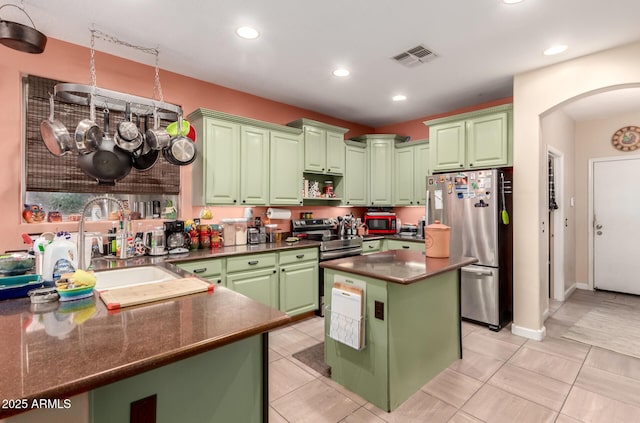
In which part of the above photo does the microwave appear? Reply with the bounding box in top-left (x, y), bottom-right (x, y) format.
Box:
top-left (364, 213), bottom-right (397, 234)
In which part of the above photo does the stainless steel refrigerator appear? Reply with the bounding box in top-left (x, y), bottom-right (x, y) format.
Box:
top-left (426, 168), bottom-right (513, 330)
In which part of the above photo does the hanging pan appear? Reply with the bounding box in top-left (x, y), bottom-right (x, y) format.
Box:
top-left (40, 93), bottom-right (73, 156)
top-left (78, 109), bottom-right (132, 185)
top-left (164, 115), bottom-right (196, 166)
top-left (73, 94), bottom-right (102, 154)
top-left (133, 115), bottom-right (159, 171)
top-left (114, 102), bottom-right (143, 152)
top-left (0, 4), bottom-right (47, 54)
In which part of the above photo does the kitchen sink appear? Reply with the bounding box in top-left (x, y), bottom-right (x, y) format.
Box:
top-left (94, 266), bottom-right (181, 291)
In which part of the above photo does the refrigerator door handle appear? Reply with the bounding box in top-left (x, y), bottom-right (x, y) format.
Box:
top-left (461, 266), bottom-right (493, 276)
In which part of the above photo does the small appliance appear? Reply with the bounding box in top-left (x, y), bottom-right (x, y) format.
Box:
top-left (363, 212), bottom-right (397, 234)
top-left (145, 226), bottom-right (167, 256)
top-left (164, 220), bottom-right (188, 254)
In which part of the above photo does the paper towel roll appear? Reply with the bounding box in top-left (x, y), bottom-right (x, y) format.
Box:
top-left (266, 208), bottom-right (292, 220)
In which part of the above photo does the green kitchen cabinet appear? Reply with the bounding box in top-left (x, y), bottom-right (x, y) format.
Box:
top-left (287, 119), bottom-right (349, 175)
top-left (279, 248), bottom-right (318, 316)
top-left (226, 252), bottom-right (279, 309)
top-left (240, 125), bottom-right (270, 205)
top-left (190, 116), bottom-right (240, 205)
top-left (394, 139), bottom-right (430, 206)
top-left (92, 335), bottom-right (264, 423)
top-left (188, 108), bottom-right (303, 206)
top-left (176, 258), bottom-right (225, 286)
top-left (385, 239), bottom-right (425, 252)
top-left (425, 104), bottom-right (512, 173)
top-left (270, 130), bottom-right (303, 206)
top-left (343, 142), bottom-right (368, 206)
top-left (362, 239), bottom-right (382, 255)
top-left (368, 137), bottom-right (394, 206)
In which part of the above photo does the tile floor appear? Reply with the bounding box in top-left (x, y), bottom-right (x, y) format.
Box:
top-left (268, 289), bottom-right (640, 422)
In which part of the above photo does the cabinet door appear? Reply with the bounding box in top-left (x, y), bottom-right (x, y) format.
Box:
top-left (430, 122), bottom-right (466, 172)
top-left (176, 259), bottom-right (225, 286)
top-left (303, 126), bottom-right (325, 173)
top-left (344, 145), bottom-right (367, 206)
top-left (204, 119), bottom-right (240, 204)
top-left (413, 143), bottom-right (430, 205)
top-left (240, 126), bottom-right (270, 205)
top-left (279, 261), bottom-right (318, 316)
top-left (466, 112), bottom-right (508, 169)
top-left (369, 139), bottom-right (393, 206)
top-left (270, 131), bottom-right (303, 205)
top-left (393, 147), bottom-right (414, 206)
top-left (227, 268), bottom-right (278, 309)
top-left (325, 131), bottom-right (345, 175)
top-left (362, 240), bottom-right (382, 255)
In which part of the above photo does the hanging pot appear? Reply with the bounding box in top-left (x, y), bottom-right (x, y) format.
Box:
top-left (114, 103), bottom-right (142, 152)
top-left (40, 93), bottom-right (73, 156)
top-left (73, 94), bottom-right (102, 154)
top-left (145, 108), bottom-right (170, 150)
top-left (78, 109), bottom-right (132, 185)
top-left (164, 115), bottom-right (196, 166)
top-left (0, 4), bottom-right (47, 54)
top-left (133, 115), bottom-right (159, 171)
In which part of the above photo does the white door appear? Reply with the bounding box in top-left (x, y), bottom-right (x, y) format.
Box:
top-left (593, 157), bottom-right (640, 294)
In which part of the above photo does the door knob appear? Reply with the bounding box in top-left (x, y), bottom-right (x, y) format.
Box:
top-left (597, 231), bottom-right (603, 235)
top-left (596, 224), bottom-right (603, 229)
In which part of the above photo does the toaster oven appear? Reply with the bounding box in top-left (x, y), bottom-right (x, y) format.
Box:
top-left (363, 213), bottom-right (397, 234)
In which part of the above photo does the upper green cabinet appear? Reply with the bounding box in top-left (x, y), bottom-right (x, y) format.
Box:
top-left (287, 119), bottom-right (349, 175)
top-left (344, 142), bottom-right (368, 206)
top-left (393, 139), bottom-right (430, 206)
top-left (270, 130), bottom-right (303, 206)
top-left (188, 108), bottom-right (303, 206)
top-left (424, 104), bottom-right (512, 173)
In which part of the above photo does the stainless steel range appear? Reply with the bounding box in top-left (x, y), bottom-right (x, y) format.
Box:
top-left (291, 218), bottom-right (363, 315)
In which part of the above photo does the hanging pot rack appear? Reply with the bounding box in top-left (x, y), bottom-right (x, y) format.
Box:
top-left (53, 28), bottom-right (181, 119)
top-left (53, 83), bottom-right (181, 120)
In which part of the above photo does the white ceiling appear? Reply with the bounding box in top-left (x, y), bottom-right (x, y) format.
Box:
top-left (10, 0), bottom-right (640, 127)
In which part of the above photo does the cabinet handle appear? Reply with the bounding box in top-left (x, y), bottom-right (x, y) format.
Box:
top-left (233, 199), bottom-right (237, 203)
top-left (248, 260), bottom-right (259, 265)
top-left (296, 254), bottom-right (305, 259)
top-left (242, 200), bottom-right (246, 203)
top-left (322, 168), bottom-right (325, 171)
top-left (193, 268), bottom-right (207, 274)
top-left (216, 279), bottom-right (222, 284)
top-left (346, 201), bottom-right (350, 205)
top-left (469, 163), bottom-right (474, 167)
top-left (273, 270), bottom-right (277, 274)
top-left (402, 245), bottom-right (410, 249)
top-left (459, 164), bottom-right (463, 167)
top-left (299, 201), bottom-right (303, 205)
top-left (368, 244), bottom-right (375, 249)
top-left (281, 268), bottom-right (285, 272)
top-left (410, 201), bottom-right (413, 205)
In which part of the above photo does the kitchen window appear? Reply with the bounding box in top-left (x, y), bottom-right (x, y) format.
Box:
top-left (22, 75), bottom-right (180, 218)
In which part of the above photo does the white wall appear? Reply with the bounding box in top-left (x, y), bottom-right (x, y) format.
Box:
top-left (512, 41), bottom-right (640, 339)
top-left (541, 110), bottom-right (576, 302)
top-left (574, 111), bottom-right (640, 286)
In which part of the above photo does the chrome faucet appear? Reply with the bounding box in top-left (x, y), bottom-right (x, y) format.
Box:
top-left (78, 196), bottom-right (128, 270)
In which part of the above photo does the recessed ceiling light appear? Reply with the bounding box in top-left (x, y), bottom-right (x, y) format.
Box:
top-left (544, 45), bottom-right (568, 56)
top-left (236, 26), bottom-right (260, 40)
top-left (332, 68), bottom-right (350, 77)
top-left (392, 95), bottom-right (407, 102)
top-left (503, 0), bottom-right (524, 4)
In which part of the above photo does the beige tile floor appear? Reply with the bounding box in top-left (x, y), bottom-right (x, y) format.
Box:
top-left (269, 289), bottom-right (640, 422)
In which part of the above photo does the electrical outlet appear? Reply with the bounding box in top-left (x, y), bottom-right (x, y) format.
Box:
top-left (374, 301), bottom-right (384, 320)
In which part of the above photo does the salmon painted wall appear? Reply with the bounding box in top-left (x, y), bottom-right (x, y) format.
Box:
top-left (0, 38), bottom-right (373, 253)
top-left (374, 97), bottom-right (513, 140)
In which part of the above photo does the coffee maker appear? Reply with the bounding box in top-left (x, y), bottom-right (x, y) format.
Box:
top-left (164, 220), bottom-right (188, 254)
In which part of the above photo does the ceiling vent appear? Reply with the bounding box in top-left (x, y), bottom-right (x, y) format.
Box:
top-left (392, 44), bottom-right (436, 67)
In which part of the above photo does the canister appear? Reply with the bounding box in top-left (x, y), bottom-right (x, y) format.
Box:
top-left (425, 220), bottom-right (450, 258)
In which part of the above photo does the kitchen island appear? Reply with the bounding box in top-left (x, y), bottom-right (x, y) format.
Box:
top-left (0, 261), bottom-right (290, 422)
top-left (320, 250), bottom-right (476, 412)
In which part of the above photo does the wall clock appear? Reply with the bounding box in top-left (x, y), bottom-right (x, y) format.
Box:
top-left (611, 126), bottom-right (640, 151)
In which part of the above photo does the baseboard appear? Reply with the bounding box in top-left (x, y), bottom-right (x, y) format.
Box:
top-left (576, 282), bottom-right (590, 291)
top-left (542, 309), bottom-right (550, 321)
top-left (511, 323), bottom-right (546, 341)
top-left (564, 283), bottom-right (577, 299)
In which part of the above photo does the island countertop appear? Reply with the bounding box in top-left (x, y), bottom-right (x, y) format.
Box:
top-left (319, 250), bottom-right (477, 284)
top-left (0, 261), bottom-right (290, 418)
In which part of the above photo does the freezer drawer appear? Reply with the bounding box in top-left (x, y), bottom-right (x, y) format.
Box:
top-left (461, 265), bottom-right (499, 327)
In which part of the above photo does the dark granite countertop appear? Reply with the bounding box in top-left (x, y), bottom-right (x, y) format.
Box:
top-left (0, 260), bottom-right (290, 418)
top-left (320, 250), bottom-right (477, 284)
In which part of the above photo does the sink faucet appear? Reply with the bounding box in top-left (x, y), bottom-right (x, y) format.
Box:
top-left (78, 196), bottom-right (128, 270)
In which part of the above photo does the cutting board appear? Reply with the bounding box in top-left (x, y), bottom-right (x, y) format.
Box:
top-left (99, 277), bottom-right (213, 310)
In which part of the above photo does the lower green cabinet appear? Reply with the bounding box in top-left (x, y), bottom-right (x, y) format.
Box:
top-left (177, 248), bottom-right (319, 316)
top-left (279, 261), bottom-right (318, 315)
top-left (227, 267), bottom-right (279, 310)
top-left (384, 239), bottom-right (425, 252)
top-left (362, 239), bottom-right (382, 255)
